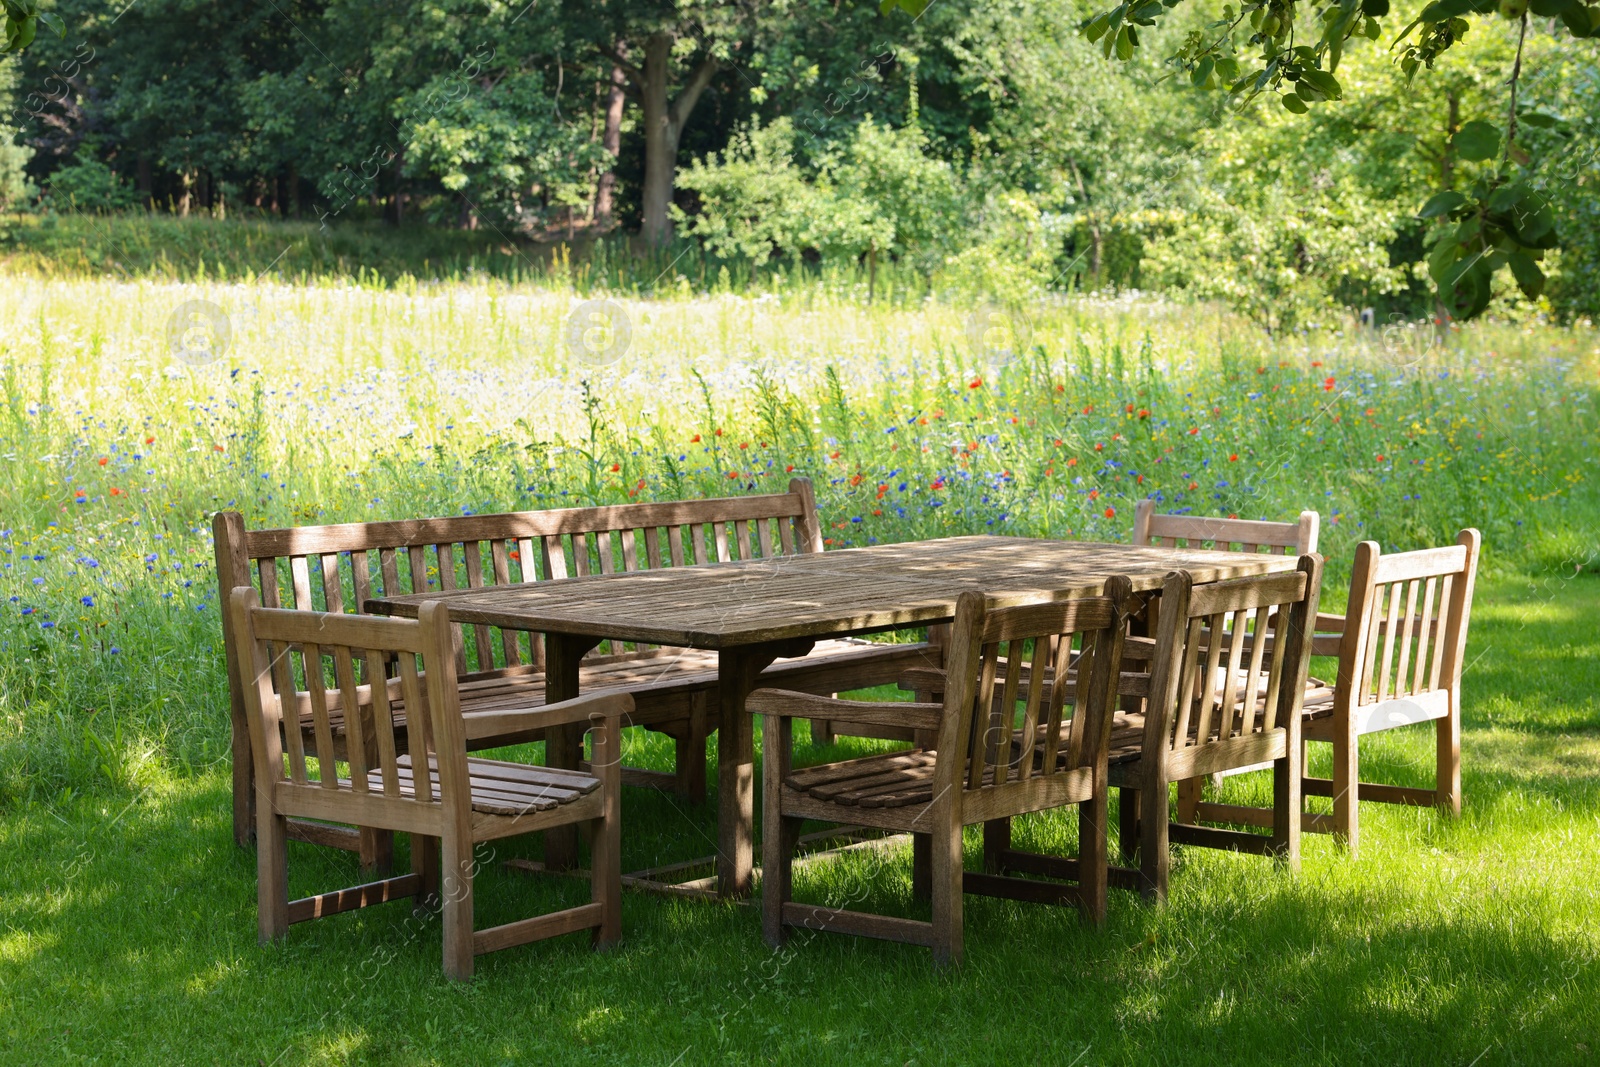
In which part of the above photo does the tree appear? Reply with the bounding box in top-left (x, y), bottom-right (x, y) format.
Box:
top-left (576, 1), bottom-right (762, 245)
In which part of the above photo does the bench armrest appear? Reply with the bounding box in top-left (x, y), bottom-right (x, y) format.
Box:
top-left (747, 687), bottom-right (942, 733)
top-left (461, 691), bottom-right (634, 742)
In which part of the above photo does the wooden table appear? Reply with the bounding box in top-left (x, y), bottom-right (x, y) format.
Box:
top-left (368, 534), bottom-right (1300, 898)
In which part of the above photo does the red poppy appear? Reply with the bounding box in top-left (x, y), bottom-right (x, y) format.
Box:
top-left (110, 487), bottom-right (123, 496)
top-left (97, 457), bottom-right (108, 466)
top-left (144, 436), bottom-right (155, 445)
top-left (931, 479), bottom-right (945, 490)
top-left (1088, 489), bottom-right (1100, 500)
top-left (1066, 457), bottom-right (1078, 467)
top-left (691, 434), bottom-right (701, 443)
top-left (610, 463), bottom-right (620, 472)
top-left (1323, 377), bottom-right (1336, 391)
top-left (1229, 453), bottom-right (1239, 462)
top-left (727, 471), bottom-right (740, 479)
top-left (784, 465), bottom-right (794, 473)
top-left (1104, 507), bottom-right (1116, 519)
top-left (969, 378), bottom-right (983, 389)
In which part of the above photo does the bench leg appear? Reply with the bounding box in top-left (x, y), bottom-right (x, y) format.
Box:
top-left (673, 692), bottom-right (709, 804)
top-left (359, 827), bottom-right (395, 876)
top-left (1117, 786), bottom-right (1141, 866)
top-left (912, 832), bottom-right (932, 903)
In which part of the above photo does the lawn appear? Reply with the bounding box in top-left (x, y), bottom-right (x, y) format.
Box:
top-left (1, 271), bottom-right (1597, 1064)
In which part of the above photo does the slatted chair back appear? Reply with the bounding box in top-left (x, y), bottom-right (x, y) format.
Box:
top-left (216, 478), bottom-right (825, 680)
top-left (1143, 557), bottom-right (1322, 780)
top-left (1334, 530), bottom-right (1480, 727)
top-left (232, 588), bottom-right (464, 825)
top-left (935, 581), bottom-right (1131, 803)
top-left (1133, 499), bottom-right (1319, 556)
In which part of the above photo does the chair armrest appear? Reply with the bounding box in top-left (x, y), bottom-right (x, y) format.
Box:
top-left (747, 687), bottom-right (942, 733)
top-left (1315, 612), bottom-right (1347, 633)
top-left (898, 666), bottom-right (948, 695)
top-left (461, 691), bottom-right (635, 742)
top-left (897, 665), bottom-right (1151, 700)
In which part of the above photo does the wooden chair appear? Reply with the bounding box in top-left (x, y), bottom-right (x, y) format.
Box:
top-left (1111, 557), bottom-right (1322, 901)
top-left (1184, 530), bottom-right (1481, 856)
top-left (216, 478), bottom-right (939, 857)
top-left (229, 587), bottom-right (625, 981)
top-left (749, 582), bottom-right (1132, 965)
top-left (1131, 499), bottom-right (1319, 818)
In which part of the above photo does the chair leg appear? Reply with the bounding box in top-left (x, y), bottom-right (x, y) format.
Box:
top-left (412, 834), bottom-right (440, 914)
top-left (1117, 786), bottom-right (1141, 866)
top-left (1437, 708), bottom-right (1462, 817)
top-left (813, 718), bottom-right (836, 746)
top-left (1332, 724), bottom-right (1359, 857)
top-left (440, 836), bottom-right (475, 981)
top-left (257, 805), bottom-right (289, 943)
top-left (982, 818), bottom-right (1011, 874)
top-left (1176, 777), bottom-right (1202, 825)
top-left (592, 781), bottom-right (622, 949)
top-left (911, 833), bottom-right (932, 903)
top-left (1138, 782), bottom-right (1169, 904)
top-left (930, 821), bottom-right (963, 967)
top-left (1078, 789), bottom-right (1109, 925)
top-left (762, 816), bottom-right (801, 949)
top-left (1272, 739), bottom-right (1302, 873)
top-left (359, 828), bottom-right (394, 877)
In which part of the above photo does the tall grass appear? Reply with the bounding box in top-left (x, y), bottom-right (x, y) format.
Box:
top-left (1, 272), bottom-right (1596, 807)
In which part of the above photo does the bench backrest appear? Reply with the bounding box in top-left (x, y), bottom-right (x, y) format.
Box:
top-left (216, 479), bottom-right (825, 683)
top-left (1334, 529), bottom-right (1480, 716)
top-left (1133, 499), bottom-right (1319, 556)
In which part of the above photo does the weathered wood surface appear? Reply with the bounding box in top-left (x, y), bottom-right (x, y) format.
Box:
top-left (368, 536), bottom-right (1299, 648)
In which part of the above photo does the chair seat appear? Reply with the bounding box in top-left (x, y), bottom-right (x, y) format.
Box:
top-left (784, 749), bottom-right (946, 808)
top-left (369, 754), bottom-right (601, 816)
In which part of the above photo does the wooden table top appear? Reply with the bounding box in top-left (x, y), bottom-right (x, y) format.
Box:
top-left (366, 535), bottom-right (1301, 649)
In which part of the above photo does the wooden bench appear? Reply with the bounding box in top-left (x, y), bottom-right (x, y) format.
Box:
top-left (216, 478), bottom-right (940, 853)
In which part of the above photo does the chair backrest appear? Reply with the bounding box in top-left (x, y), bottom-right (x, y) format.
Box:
top-left (935, 581), bottom-right (1132, 798)
top-left (1334, 530), bottom-right (1481, 716)
top-left (1133, 499), bottom-right (1319, 556)
top-left (215, 478), bottom-right (825, 683)
top-left (229, 586), bottom-right (469, 817)
top-left (1143, 557), bottom-right (1322, 767)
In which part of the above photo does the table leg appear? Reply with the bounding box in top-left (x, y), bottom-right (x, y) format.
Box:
top-left (717, 639), bottom-right (811, 899)
top-left (545, 631), bottom-right (600, 871)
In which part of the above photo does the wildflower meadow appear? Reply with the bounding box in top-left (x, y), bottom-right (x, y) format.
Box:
top-left (1, 270), bottom-right (1598, 1063)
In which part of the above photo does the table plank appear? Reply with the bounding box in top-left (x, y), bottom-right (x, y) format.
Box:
top-left (367, 535), bottom-right (1298, 649)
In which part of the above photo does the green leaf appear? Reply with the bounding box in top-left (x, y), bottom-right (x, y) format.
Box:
top-left (1131, 1), bottom-right (1164, 19)
top-left (1453, 120), bottom-right (1501, 162)
top-left (1281, 93), bottom-right (1309, 113)
top-left (1418, 190), bottom-right (1468, 218)
top-left (1447, 263), bottom-right (1493, 319)
top-left (1299, 68), bottom-right (1342, 99)
top-left (1516, 109), bottom-right (1561, 128)
top-left (1528, 0), bottom-right (1577, 13)
top-left (1362, 0), bottom-right (1390, 13)
top-left (1085, 13), bottom-right (1112, 42)
top-left (1192, 56), bottom-right (1215, 86)
top-left (37, 10), bottom-right (63, 35)
top-left (1115, 24), bottom-right (1135, 59)
top-left (1508, 252), bottom-right (1545, 298)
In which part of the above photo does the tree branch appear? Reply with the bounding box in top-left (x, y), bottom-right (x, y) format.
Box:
top-left (668, 52), bottom-right (723, 131)
top-left (596, 41), bottom-right (645, 91)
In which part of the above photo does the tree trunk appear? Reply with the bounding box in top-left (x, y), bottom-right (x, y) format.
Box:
top-left (593, 51), bottom-right (627, 227)
top-left (178, 170), bottom-right (194, 217)
top-left (1436, 90), bottom-right (1461, 328)
top-left (639, 33), bottom-right (677, 247)
top-left (287, 165), bottom-right (300, 219)
top-left (1070, 158), bottom-right (1102, 288)
top-left (635, 33), bottom-right (720, 247)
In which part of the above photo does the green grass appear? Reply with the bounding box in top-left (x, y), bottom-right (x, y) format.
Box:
top-left (1, 573), bottom-right (1597, 1064)
top-left (1, 256), bottom-right (1598, 1062)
